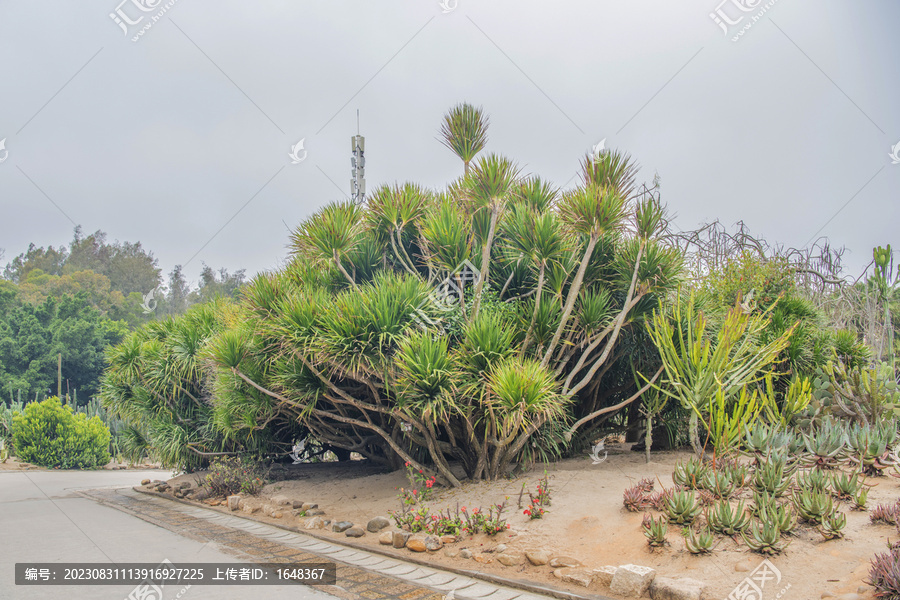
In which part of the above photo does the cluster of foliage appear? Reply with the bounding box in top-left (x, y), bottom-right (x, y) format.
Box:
top-left (397, 461), bottom-right (438, 505)
top-left (102, 103), bottom-right (682, 480)
top-left (100, 300), bottom-right (305, 471)
top-left (203, 456), bottom-right (269, 497)
top-left (519, 472), bottom-right (552, 519)
top-left (390, 501), bottom-right (510, 536)
top-left (11, 397), bottom-right (111, 469)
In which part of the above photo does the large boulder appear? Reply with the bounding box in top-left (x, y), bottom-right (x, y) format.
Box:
top-left (649, 577), bottom-right (706, 600)
top-left (593, 566), bottom-right (618, 587)
top-left (367, 516), bottom-right (391, 532)
top-left (227, 495), bottom-right (241, 511)
top-left (407, 535), bottom-right (442, 552)
top-left (553, 568), bottom-right (594, 588)
top-left (611, 564), bottom-right (657, 598)
top-left (332, 521), bottom-right (354, 533)
top-left (379, 531), bottom-right (394, 545)
top-left (392, 531), bottom-right (411, 548)
top-left (526, 550), bottom-right (550, 566)
top-left (497, 553), bottom-right (524, 567)
top-left (345, 527), bottom-right (365, 538)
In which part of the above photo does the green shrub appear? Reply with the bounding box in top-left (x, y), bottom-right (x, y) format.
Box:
top-left (204, 456), bottom-right (268, 497)
top-left (11, 397), bottom-right (111, 469)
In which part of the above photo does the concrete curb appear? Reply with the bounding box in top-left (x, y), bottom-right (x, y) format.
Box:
top-left (132, 487), bottom-right (614, 600)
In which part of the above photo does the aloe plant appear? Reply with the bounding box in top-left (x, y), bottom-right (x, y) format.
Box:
top-left (623, 485), bottom-right (647, 512)
top-left (752, 452), bottom-right (793, 497)
top-left (818, 510), bottom-right (847, 540)
top-left (707, 500), bottom-right (751, 535)
top-left (871, 501), bottom-right (900, 525)
top-left (801, 419), bottom-right (847, 469)
top-left (853, 487), bottom-right (869, 510)
top-left (755, 495), bottom-right (797, 534)
top-left (664, 490), bottom-right (702, 524)
top-left (673, 457), bottom-right (707, 489)
top-left (700, 470), bottom-right (736, 499)
top-left (685, 527), bottom-right (714, 554)
top-left (642, 513), bottom-right (668, 547)
top-left (742, 520), bottom-right (790, 554)
top-left (648, 488), bottom-right (674, 511)
top-left (846, 421), bottom-right (899, 476)
top-left (795, 469), bottom-right (830, 493)
top-left (830, 469), bottom-right (866, 500)
top-left (792, 488), bottom-right (835, 524)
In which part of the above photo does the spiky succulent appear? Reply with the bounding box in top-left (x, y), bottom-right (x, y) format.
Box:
top-left (871, 501), bottom-right (900, 525)
top-left (742, 520), bottom-right (790, 554)
top-left (685, 527), bottom-right (714, 554)
top-left (642, 513), bottom-right (668, 547)
top-left (623, 485), bottom-right (647, 512)
top-left (664, 490), bottom-right (702, 524)
top-left (795, 468), bottom-right (830, 493)
top-left (818, 510), bottom-right (847, 540)
top-left (847, 422), bottom-right (899, 476)
top-left (637, 477), bottom-right (655, 493)
top-left (801, 419), bottom-right (847, 469)
top-left (755, 495), bottom-right (797, 535)
top-left (707, 500), bottom-right (751, 536)
top-left (853, 487), bottom-right (869, 510)
top-left (648, 488), bottom-right (674, 512)
top-left (700, 470), bottom-right (736, 499)
top-left (830, 469), bottom-right (866, 500)
top-left (792, 488), bottom-right (835, 524)
top-left (673, 457), bottom-right (707, 490)
top-left (752, 453), bottom-right (793, 497)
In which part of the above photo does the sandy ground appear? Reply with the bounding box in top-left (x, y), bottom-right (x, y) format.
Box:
top-left (160, 444), bottom-right (899, 600)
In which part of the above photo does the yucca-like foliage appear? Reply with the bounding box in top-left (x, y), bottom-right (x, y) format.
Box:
top-left (102, 105), bottom-right (681, 484)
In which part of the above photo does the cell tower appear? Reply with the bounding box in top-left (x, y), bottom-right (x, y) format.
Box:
top-left (351, 111), bottom-right (365, 204)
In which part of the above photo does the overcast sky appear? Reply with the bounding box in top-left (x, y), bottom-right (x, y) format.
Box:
top-left (1, 0), bottom-right (897, 289)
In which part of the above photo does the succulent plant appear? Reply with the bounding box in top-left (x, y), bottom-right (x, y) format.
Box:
top-left (869, 546), bottom-right (900, 598)
top-left (648, 488), bottom-right (674, 511)
top-left (871, 501), bottom-right (900, 525)
top-left (637, 477), bottom-right (655, 493)
top-left (707, 500), bottom-right (751, 536)
top-left (673, 457), bottom-right (707, 490)
top-left (792, 488), bottom-right (835, 524)
top-left (830, 469), bottom-right (866, 500)
top-left (685, 527), bottom-right (714, 554)
top-left (818, 510), bottom-right (847, 540)
top-left (742, 519), bottom-right (790, 554)
top-left (664, 490), bottom-right (702, 524)
top-left (801, 419), bottom-right (847, 469)
top-left (700, 470), bottom-right (736, 499)
top-left (795, 468), bottom-right (830, 493)
top-left (853, 487), bottom-right (869, 510)
top-left (623, 485), bottom-right (647, 512)
top-left (846, 422), bottom-right (899, 476)
top-left (752, 452), bottom-right (793, 497)
top-left (642, 513), bottom-right (668, 547)
top-left (755, 494), bottom-right (797, 534)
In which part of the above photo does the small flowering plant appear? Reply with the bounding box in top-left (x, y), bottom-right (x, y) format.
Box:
top-left (399, 461), bottom-right (437, 505)
top-left (519, 472), bottom-right (551, 520)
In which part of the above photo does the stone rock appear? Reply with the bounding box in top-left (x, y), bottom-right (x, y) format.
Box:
top-left (306, 509), bottom-right (325, 516)
top-left (497, 553), bottom-right (524, 566)
top-left (156, 484), bottom-right (169, 493)
top-left (858, 587), bottom-right (869, 595)
top-left (834, 595), bottom-right (861, 600)
top-left (379, 531), bottom-right (393, 545)
top-left (292, 500), bottom-right (305, 510)
top-left (407, 536), bottom-right (427, 552)
top-left (611, 564), bottom-right (657, 598)
top-left (242, 504), bottom-right (260, 514)
top-left (270, 495), bottom-right (292, 506)
top-left (821, 593), bottom-right (835, 599)
top-left (301, 503), bottom-right (319, 511)
top-left (332, 521), bottom-right (354, 533)
top-left (345, 527), bottom-right (365, 538)
top-left (650, 577), bottom-right (706, 600)
top-left (178, 482), bottom-right (192, 490)
top-left (474, 554), bottom-right (493, 564)
top-left (190, 488), bottom-right (210, 502)
top-left (496, 544), bottom-right (507, 553)
top-left (271, 511), bottom-right (283, 519)
top-left (593, 566), bottom-right (618, 587)
top-left (554, 568), bottom-right (594, 588)
top-left (459, 549), bottom-right (474, 559)
top-left (441, 535), bottom-right (457, 544)
top-left (367, 516), bottom-right (391, 532)
top-left (141, 479), bottom-right (151, 486)
top-left (549, 556), bottom-right (581, 568)
top-left (173, 490), bottom-right (184, 498)
top-left (424, 536), bottom-right (443, 551)
top-left (444, 547), bottom-right (460, 558)
top-left (203, 498), bottom-right (219, 506)
top-left (303, 516), bottom-right (326, 529)
top-left (526, 550), bottom-right (550, 566)
top-left (392, 531), bottom-right (411, 549)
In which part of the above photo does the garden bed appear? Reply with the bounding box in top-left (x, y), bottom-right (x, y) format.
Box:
top-left (152, 443), bottom-right (893, 600)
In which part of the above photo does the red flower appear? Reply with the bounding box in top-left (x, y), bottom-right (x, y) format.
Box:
top-left (426, 481), bottom-right (433, 488)
top-left (412, 489), bottom-right (418, 494)
top-left (405, 462), bottom-right (410, 467)
top-left (532, 498), bottom-right (539, 504)
top-left (506, 524), bottom-right (511, 528)
top-left (523, 509), bottom-right (531, 516)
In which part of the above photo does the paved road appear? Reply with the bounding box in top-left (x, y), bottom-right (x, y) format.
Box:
top-left (0, 469), bottom-right (338, 600)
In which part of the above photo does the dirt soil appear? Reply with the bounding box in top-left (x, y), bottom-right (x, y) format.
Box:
top-left (162, 443), bottom-right (898, 600)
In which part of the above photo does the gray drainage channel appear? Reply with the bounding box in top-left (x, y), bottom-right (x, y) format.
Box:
top-left (126, 490), bottom-right (548, 600)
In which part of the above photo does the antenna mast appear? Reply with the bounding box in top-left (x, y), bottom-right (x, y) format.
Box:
top-left (351, 110), bottom-right (365, 205)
